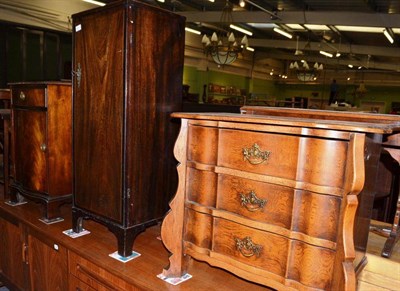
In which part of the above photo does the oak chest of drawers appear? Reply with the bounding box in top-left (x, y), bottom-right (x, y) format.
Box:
top-left (9, 82), bottom-right (72, 222)
top-left (161, 112), bottom-right (400, 290)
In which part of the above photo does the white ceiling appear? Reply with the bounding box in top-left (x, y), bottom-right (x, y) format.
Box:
top-left (1, 0), bottom-right (400, 73)
top-left (0, 0), bottom-right (96, 32)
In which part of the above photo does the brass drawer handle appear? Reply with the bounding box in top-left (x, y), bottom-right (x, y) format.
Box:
top-left (235, 236), bottom-right (262, 257)
top-left (239, 190), bottom-right (266, 212)
top-left (40, 143), bottom-right (47, 152)
top-left (243, 143), bottom-right (271, 165)
top-left (19, 91), bottom-right (26, 100)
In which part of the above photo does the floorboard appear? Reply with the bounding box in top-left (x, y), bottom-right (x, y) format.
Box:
top-left (358, 221), bottom-right (400, 291)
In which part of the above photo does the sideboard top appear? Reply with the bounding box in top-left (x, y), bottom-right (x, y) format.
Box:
top-left (172, 110), bottom-right (400, 134)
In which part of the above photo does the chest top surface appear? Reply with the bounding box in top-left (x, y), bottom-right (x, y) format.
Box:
top-left (172, 110), bottom-right (400, 134)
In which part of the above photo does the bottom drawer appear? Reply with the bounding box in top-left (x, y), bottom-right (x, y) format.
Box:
top-left (69, 274), bottom-right (97, 291)
top-left (212, 218), bottom-right (336, 290)
top-left (213, 218), bottom-right (289, 277)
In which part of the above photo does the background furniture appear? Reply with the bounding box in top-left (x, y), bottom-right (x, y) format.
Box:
top-left (71, 0), bottom-right (185, 257)
top-left (0, 88), bottom-right (11, 200)
top-left (162, 110), bottom-right (400, 290)
top-left (0, 109), bottom-right (10, 200)
top-left (9, 82), bottom-right (72, 223)
top-left (371, 134), bottom-right (400, 258)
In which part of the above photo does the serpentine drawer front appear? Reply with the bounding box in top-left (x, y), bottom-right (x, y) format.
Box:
top-left (161, 112), bottom-right (374, 291)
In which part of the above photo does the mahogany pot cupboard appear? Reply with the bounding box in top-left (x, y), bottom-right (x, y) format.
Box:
top-left (8, 82), bottom-right (72, 222)
top-left (71, 0), bottom-right (185, 257)
top-left (161, 110), bottom-right (400, 291)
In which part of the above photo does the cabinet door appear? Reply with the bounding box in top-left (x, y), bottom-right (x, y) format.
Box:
top-left (28, 233), bottom-right (68, 291)
top-left (73, 6), bottom-right (124, 223)
top-left (0, 216), bottom-right (25, 290)
top-left (13, 109), bottom-right (47, 192)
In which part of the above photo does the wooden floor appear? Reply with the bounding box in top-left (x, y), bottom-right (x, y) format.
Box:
top-left (358, 221), bottom-right (400, 291)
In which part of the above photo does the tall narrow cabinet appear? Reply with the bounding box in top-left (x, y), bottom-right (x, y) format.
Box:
top-left (71, 0), bottom-right (185, 257)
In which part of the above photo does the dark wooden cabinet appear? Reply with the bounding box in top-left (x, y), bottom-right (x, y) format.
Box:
top-left (71, 0), bottom-right (185, 257)
top-left (9, 82), bottom-right (72, 222)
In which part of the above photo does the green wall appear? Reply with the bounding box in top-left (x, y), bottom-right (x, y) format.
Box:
top-left (183, 65), bottom-right (400, 113)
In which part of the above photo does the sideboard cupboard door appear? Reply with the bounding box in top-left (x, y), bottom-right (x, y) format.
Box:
top-left (71, 0), bottom-right (185, 257)
top-left (27, 233), bottom-right (68, 291)
top-left (0, 214), bottom-right (25, 290)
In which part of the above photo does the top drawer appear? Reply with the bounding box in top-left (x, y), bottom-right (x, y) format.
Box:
top-left (12, 87), bottom-right (46, 107)
top-left (187, 124), bottom-right (348, 188)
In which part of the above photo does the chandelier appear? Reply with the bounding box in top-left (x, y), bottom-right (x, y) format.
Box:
top-left (201, 1), bottom-right (249, 65)
top-left (289, 61), bottom-right (323, 82)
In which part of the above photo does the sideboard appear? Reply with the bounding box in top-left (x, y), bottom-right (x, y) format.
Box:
top-left (161, 111), bottom-right (400, 290)
top-left (0, 200), bottom-right (267, 290)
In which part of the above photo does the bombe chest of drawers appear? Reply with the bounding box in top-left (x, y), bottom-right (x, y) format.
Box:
top-left (161, 112), bottom-right (400, 290)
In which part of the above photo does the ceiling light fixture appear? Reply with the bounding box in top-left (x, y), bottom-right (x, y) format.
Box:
top-left (239, 0), bottom-right (245, 7)
top-left (229, 24), bottom-right (253, 36)
top-left (289, 60), bottom-right (323, 82)
top-left (383, 28), bottom-right (394, 44)
top-left (246, 46), bottom-right (255, 52)
top-left (82, 0), bottom-right (106, 6)
top-left (319, 50), bottom-right (333, 58)
top-left (201, 1), bottom-right (249, 65)
top-left (185, 27), bottom-right (201, 35)
top-left (273, 27), bottom-right (292, 39)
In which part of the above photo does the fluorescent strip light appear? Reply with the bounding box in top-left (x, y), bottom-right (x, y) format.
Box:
top-left (248, 23), bottom-right (276, 29)
top-left (348, 64), bottom-right (353, 68)
top-left (286, 24), bottom-right (306, 30)
top-left (185, 27), bottom-right (201, 35)
top-left (304, 24), bottom-right (329, 31)
top-left (229, 24), bottom-right (253, 36)
top-left (273, 27), bottom-right (292, 39)
top-left (157, 0), bottom-right (165, 2)
top-left (82, 0), bottom-right (106, 6)
top-left (208, 0), bottom-right (215, 2)
top-left (319, 50), bottom-right (333, 58)
top-left (335, 26), bottom-right (384, 33)
top-left (383, 28), bottom-right (394, 44)
top-left (246, 46), bottom-right (255, 52)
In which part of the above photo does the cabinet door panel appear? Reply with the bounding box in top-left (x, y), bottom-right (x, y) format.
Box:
top-left (73, 6), bottom-right (124, 223)
top-left (28, 234), bottom-right (68, 291)
top-left (13, 110), bottom-right (47, 192)
top-left (0, 217), bottom-right (25, 290)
